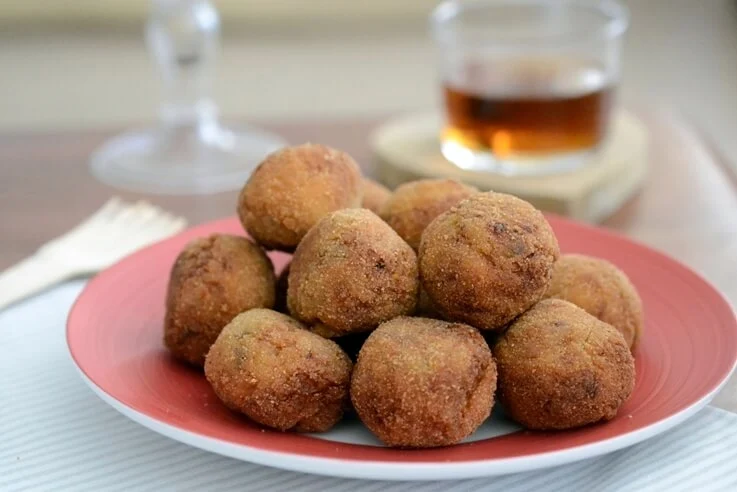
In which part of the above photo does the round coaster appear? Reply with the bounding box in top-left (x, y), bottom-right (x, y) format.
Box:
top-left (371, 109), bottom-right (648, 223)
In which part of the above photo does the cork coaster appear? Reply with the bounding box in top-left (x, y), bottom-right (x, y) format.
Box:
top-left (371, 109), bottom-right (648, 223)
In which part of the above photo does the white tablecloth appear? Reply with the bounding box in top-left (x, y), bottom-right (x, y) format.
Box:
top-left (2, 281), bottom-right (736, 491)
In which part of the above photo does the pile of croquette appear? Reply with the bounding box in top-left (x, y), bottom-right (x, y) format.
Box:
top-left (163, 143), bottom-right (642, 448)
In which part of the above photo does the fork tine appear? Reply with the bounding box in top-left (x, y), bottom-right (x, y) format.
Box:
top-left (87, 198), bottom-right (144, 245)
top-left (75, 197), bottom-right (127, 235)
top-left (135, 202), bottom-right (181, 230)
top-left (170, 217), bottom-right (188, 231)
top-left (91, 197), bottom-right (124, 222)
top-left (115, 203), bottom-right (180, 248)
top-left (76, 197), bottom-right (123, 229)
top-left (39, 197), bottom-right (124, 253)
top-left (156, 218), bottom-right (188, 239)
top-left (130, 215), bottom-right (186, 246)
top-left (150, 212), bottom-right (186, 234)
top-left (114, 218), bottom-right (187, 257)
top-left (115, 202), bottom-right (187, 247)
top-left (112, 201), bottom-right (157, 231)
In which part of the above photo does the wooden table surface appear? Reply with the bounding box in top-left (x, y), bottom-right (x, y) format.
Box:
top-left (1, 109), bottom-right (736, 411)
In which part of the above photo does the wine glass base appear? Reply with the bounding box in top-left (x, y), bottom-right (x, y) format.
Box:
top-left (90, 124), bottom-right (286, 195)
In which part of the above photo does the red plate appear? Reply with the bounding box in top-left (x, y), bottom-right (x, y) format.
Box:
top-left (67, 216), bottom-right (737, 481)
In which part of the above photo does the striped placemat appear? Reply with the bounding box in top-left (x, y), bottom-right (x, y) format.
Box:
top-left (2, 282), bottom-right (736, 491)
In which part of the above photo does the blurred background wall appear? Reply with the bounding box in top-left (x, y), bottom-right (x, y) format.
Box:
top-left (0, 0), bottom-right (735, 170)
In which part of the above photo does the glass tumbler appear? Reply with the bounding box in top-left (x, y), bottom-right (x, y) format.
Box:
top-left (431, 0), bottom-right (629, 176)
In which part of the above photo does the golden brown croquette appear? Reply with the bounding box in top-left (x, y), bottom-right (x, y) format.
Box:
top-left (494, 299), bottom-right (635, 430)
top-left (419, 191), bottom-right (559, 331)
top-left (164, 234), bottom-right (275, 367)
top-left (545, 254), bottom-right (644, 350)
top-left (237, 144), bottom-right (362, 251)
top-left (380, 179), bottom-right (478, 251)
top-left (351, 316), bottom-right (496, 447)
top-left (204, 309), bottom-right (352, 432)
top-left (287, 208), bottom-right (419, 337)
top-left (361, 178), bottom-right (392, 215)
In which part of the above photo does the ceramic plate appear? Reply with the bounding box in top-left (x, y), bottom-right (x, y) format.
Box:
top-left (67, 216), bottom-right (737, 481)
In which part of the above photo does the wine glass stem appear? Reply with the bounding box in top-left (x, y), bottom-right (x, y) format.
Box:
top-left (147, 0), bottom-right (220, 128)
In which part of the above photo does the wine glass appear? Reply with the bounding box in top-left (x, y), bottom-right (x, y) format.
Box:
top-left (90, 0), bottom-right (286, 195)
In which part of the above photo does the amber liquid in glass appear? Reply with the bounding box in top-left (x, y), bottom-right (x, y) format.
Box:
top-left (443, 60), bottom-right (614, 159)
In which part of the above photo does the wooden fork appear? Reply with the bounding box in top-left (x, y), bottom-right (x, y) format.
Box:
top-left (0, 198), bottom-right (186, 310)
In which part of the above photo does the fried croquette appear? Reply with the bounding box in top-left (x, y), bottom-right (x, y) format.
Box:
top-left (164, 234), bottom-right (275, 366)
top-left (545, 254), bottom-right (644, 350)
top-left (351, 316), bottom-right (496, 448)
top-left (287, 208), bottom-right (419, 337)
top-left (494, 299), bottom-right (635, 430)
top-left (380, 179), bottom-right (478, 250)
top-left (237, 144), bottom-right (362, 251)
top-left (361, 178), bottom-right (392, 215)
top-left (419, 191), bottom-right (559, 331)
top-left (204, 309), bottom-right (352, 432)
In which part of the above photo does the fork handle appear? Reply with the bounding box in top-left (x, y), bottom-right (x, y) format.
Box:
top-left (0, 255), bottom-right (75, 311)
